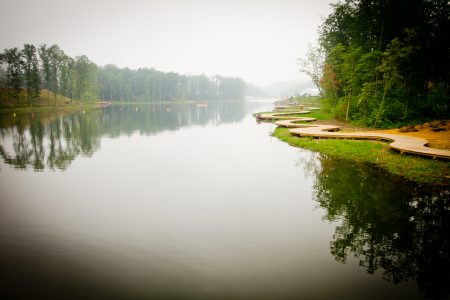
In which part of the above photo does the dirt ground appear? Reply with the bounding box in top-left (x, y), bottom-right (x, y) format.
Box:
top-left (313, 119), bottom-right (450, 150)
top-left (376, 121), bottom-right (450, 150)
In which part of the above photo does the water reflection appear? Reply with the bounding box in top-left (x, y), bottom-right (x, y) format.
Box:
top-left (0, 101), bottom-right (246, 171)
top-left (2, 100), bottom-right (449, 299)
top-left (306, 155), bottom-right (450, 299)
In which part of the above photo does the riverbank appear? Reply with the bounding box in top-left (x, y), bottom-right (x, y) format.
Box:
top-left (0, 103), bottom-right (104, 114)
top-left (0, 88), bottom-right (225, 114)
top-left (0, 89), bottom-right (103, 113)
top-left (273, 127), bottom-right (449, 186)
top-left (256, 107), bottom-right (450, 186)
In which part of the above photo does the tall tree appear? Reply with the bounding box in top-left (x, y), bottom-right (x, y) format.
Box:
top-left (22, 44), bottom-right (40, 104)
top-left (3, 43), bottom-right (246, 106)
top-left (58, 54), bottom-right (74, 99)
top-left (38, 44), bottom-right (52, 102)
top-left (2, 47), bottom-right (23, 103)
top-left (0, 52), bottom-right (6, 100)
top-left (47, 44), bottom-right (63, 105)
top-left (74, 55), bottom-right (97, 102)
top-left (298, 45), bottom-right (325, 97)
top-left (316, 0), bottom-right (449, 127)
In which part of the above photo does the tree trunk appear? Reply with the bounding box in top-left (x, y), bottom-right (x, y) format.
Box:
top-left (346, 89), bottom-right (352, 121)
top-left (373, 77), bottom-right (392, 128)
top-left (346, 58), bottom-right (356, 121)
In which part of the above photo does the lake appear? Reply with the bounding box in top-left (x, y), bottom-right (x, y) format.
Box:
top-left (0, 101), bottom-right (449, 300)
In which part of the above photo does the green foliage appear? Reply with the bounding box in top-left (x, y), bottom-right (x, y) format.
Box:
top-left (2, 48), bottom-right (23, 102)
top-left (38, 44), bottom-right (52, 91)
top-left (97, 66), bottom-right (246, 102)
top-left (73, 55), bottom-right (97, 102)
top-left (22, 44), bottom-right (40, 104)
top-left (298, 45), bottom-right (325, 97)
top-left (1, 44), bottom-right (246, 107)
top-left (316, 0), bottom-right (450, 128)
top-left (47, 45), bottom-right (64, 103)
top-left (284, 94), bottom-right (322, 107)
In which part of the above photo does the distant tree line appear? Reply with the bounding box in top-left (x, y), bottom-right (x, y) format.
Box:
top-left (0, 44), bottom-right (246, 105)
top-left (300, 0), bottom-right (449, 127)
top-left (97, 65), bottom-right (246, 102)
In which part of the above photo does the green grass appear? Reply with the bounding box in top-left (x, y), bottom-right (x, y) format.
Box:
top-left (0, 89), bottom-right (101, 113)
top-left (273, 127), bottom-right (450, 186)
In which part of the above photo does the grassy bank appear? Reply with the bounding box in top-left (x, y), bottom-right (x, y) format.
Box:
top-left (0, 89), bottom-right (231, 113)
top-left (273, 127), bottom-right (450, 186)
top-left (0, 89), bottom-right (100, 113)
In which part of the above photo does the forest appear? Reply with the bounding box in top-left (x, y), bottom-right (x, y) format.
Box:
top-left (301, 0), bottom-right (449, 127)
top-left (0, 44), bottom-right (246, 105)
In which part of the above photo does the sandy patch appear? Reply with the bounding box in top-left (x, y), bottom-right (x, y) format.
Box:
top-left (312, 119), bottom-right (450, 150)
top-left (378, 121), bottom-right (450, 150)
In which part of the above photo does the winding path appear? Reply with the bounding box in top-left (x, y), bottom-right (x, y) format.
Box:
top-left (256, 107), bottom-right (320, 122)
top-left (274, 104), bottom-right (304, 110)
top-left (257, 108), bottom-right (450, 160)
top-left (256, 111), bottom-right (316, 122)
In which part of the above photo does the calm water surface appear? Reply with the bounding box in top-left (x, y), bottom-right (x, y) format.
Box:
top-left (0, 101), bottom-right (449, 299)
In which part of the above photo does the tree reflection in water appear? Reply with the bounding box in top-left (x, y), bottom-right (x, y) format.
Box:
top-left (0, 112), bottom-right (98, 171)
top-left (0, 101), bottom-right (246, 171)
top-left (301, 153), bottom-right (450, 299)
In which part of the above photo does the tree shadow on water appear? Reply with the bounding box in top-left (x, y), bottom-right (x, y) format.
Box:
top-left (302, 154), bottom-right (450, 299)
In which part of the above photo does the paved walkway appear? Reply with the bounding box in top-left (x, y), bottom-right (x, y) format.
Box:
top-left (257, 108), bottom-right (450, 160)
top-left (256, 111), bottom-right (315, 121)
top-left (274, 104), bottom-right (304, 110)
top-left (256, 107), bottom-right (319, 121)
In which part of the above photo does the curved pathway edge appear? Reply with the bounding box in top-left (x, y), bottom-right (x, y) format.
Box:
top-left (257, 108), bottom-right (450, 160)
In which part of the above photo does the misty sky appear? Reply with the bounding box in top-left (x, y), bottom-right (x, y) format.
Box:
top-left (0, 0), bottom-right (332, 86)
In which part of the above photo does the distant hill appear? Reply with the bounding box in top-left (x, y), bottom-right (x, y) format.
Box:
top-left (261, 80), bottom-right (317, 98)
top-left (245, 79), bottom-right (317, 99)
top-left (245, 83), bottom-right (267, 98)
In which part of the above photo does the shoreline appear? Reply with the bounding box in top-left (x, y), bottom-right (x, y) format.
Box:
top-left (0, 99), bottom-right (245, 114)
top-left (255, 109), bottom-right (450, 186)
top-left (272, 127), bottom-right (450, 186)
